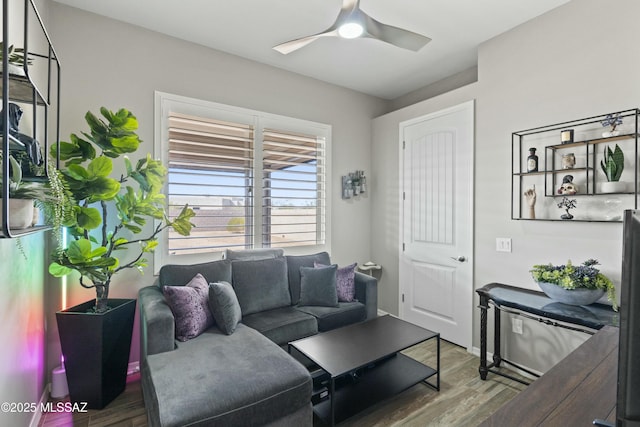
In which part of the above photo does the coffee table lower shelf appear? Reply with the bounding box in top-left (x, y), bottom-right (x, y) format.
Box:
top-left (313, 353), bottom-right (438, 425)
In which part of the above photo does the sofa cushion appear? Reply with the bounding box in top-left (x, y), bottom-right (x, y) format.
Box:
top-left (158, 259), bottom-right (232, 289)
top-left (242, 306), bottom-right (318, 346)
top-left (208, 281), bottom-right (242, 335)
top-left (299, 265), bottom-right (338, 307)
top-left (143, 324), bottom-right (312, 427)
top-left (232, 257), bottom-right (291, 316)
top-left (162, 273), bottom-right (214, 342)
top-left (296, 302), bottom-right (367, 332)
top-left (224, 248), bottom-right (284, 260)
top-left (316, 261), bottom-right (357, 302)
top-left (286, 252), bottom-right (331, 304)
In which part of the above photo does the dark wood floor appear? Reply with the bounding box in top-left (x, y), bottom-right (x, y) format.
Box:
top-left (39, 340), bottom-right (527, 427)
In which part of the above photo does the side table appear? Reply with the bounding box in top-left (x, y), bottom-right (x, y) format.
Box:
top-left (476, 282), bottom-right (618, 385)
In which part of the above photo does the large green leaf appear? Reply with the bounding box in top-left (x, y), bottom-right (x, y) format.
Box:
top-left (87, 156), bottom-right (113, 178)
top-left (171, 205), bottom-right (196, 236)
top-left (75, 206), bottom-right (102, 229)
top-left (67, 239), bottom-right (93, 263)
top-left (49, 262), bottom-right (74, 277)
top-left (85, 177), bottom-right (121, 202)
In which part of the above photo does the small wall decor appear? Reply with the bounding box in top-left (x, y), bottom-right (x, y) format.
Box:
top-left (560, 129), bottom-right (574, 144)
top-left (561, 153), bottom-right (575, 169)
top-left (342, 170), bottom-right (366, 199)
top-left (557, 196), bottom-right (577, 220)
top-left (601, 114), bottom-right (623, 137)
top-left (557, 174), bottom-right (578, 195)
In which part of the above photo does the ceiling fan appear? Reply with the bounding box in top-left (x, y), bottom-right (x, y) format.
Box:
top-left (272, 0), bottom-right (431, 55)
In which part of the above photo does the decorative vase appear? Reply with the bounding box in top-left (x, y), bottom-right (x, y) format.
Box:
top-left (600, 181), bottom-right (627, 194)
top-left (56, 298), bottom-right (136, 409)
top-left (0, 198), bottom-right (35, 229)
top-left (537, 281), bottom-right (605, 306)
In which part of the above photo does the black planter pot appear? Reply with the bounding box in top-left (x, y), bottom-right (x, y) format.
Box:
top-left (56, 298), bottom-right (136, 409)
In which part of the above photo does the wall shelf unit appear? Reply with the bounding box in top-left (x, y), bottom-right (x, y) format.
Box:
top-left (1, 0), bottom-right (60, 237)
top-left (512, 109), bottom-right (639, 222)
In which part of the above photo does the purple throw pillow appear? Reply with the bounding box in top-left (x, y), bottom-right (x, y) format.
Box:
top-left (314, 262), bottom-right (357, 302)
top-left (163, 273), bottom-right (214, 341)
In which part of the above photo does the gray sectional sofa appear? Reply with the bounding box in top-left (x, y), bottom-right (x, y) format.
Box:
top-left (139, 249), bottom-right (378, 427)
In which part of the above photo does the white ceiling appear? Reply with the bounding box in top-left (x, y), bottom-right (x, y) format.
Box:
top-left (52, 0), bottom-right (570, 100)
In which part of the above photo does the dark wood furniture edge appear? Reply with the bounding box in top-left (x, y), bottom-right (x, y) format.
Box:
top-left (479, 326), bottom-right (618, 427)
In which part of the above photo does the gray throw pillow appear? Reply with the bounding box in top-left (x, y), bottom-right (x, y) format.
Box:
top-left (208, 281), bottom-right (242, 335)
top-left (163, 273), bottom-right (214, 341)
top-left (315, 261), bottom-right (357, 302)
top-left (299, 264), bottom-right (339, 307)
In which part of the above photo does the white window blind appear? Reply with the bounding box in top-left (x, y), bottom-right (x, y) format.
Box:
top-left (167, 112), bottom-right (254, 254)
top-left (159, 96), bottom-right (330, 258)
top-left (262, 128), bottom-right (326, 247)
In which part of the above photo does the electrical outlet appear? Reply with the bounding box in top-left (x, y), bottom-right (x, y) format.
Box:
top-left (496, 237), bottom-right (512, 253)
top-left (511, 318), bottom-right (523, 335)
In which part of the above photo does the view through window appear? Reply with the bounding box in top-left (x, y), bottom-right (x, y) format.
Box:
top-left (159, 95), bottom-right (329, 256)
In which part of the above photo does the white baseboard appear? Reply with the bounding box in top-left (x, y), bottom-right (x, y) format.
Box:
top-left (28, 385), bottom-right (50, 427)
top-left (377, 309), bottom-right (390, 316)
top-left (471, 346), bottom-right (542, 379)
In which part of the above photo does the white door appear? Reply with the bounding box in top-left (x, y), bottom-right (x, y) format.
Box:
top-left (399, 101), bottom-right (474, 349)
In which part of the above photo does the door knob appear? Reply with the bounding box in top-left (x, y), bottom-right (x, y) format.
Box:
top-left (450, 256), bottom-right (466, 262)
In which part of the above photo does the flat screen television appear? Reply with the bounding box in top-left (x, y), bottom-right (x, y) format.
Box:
top-left (616, 209), bottom-right (640, 426)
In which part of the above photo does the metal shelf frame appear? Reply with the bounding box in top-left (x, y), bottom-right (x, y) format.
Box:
top-left (1, 0), bottom-right (60, 237)
top-left (511, 108), bottom-right (639, 222)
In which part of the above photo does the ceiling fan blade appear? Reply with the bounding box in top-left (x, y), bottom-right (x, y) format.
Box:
top-left (274, 0), bottom-right (358, 55)
top-left (363, 15), bottom-right (431, 51)
top-left (273, 29), bottom-right (339, 54)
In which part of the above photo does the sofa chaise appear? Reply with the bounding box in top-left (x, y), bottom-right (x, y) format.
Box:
top-left (139, 249), bottom-right (378, 426)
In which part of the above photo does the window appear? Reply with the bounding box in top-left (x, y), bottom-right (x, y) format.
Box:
top-left (156, 93), bottom-right (330, 261)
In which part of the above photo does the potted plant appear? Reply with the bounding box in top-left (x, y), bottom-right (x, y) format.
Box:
top-left (600, 144), bottom-right (626, 193)
top-left (0, 154), bottom-right (42, 228)
top-left (48, 107), bottom-right (195, 408)
top-left (0, 41), bottom-right (31, 76)
top-left (530, 259), bottom-right (617, 310)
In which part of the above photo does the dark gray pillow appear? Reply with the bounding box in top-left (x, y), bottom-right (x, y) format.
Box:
top-left (286, 252), bottom-right (331, 304)
top-left (208, 281), bottom-right (242, 335)
top-left (299, 264), bottom-right (338, 307)
top-left (223, 248), bottom-right (284, 260)
top-left (159, 259), bottom-right (232, 289)
top-left (231, 257), bottom-right (291, 315)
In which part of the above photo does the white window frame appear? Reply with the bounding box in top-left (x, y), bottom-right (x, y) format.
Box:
top-left (154, 91), bottom-right (332, 272)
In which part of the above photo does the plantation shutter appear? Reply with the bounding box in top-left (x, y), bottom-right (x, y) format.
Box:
top-left (262, 128), bottom-right (326, 248)
top-left (167, 112), bottom-right (254, 254)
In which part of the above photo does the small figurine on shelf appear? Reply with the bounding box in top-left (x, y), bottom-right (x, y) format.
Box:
top-left (558, 197), bottom-right (577, 220)
top-left (601, 114), bottom-right (623, 137)
top-left (557, 175), bottom-right (578, 195)
top-left (524, 185), bottom-right (536, 219)
top-left (527, 147), bottom-right (538, 172)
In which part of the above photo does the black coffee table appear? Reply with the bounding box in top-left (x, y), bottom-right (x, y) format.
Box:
top-left (288, 315), bottom-right (440, 426)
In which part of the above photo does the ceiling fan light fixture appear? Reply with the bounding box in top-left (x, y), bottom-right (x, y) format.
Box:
top-left (338, 22), bottom-right (364, 39)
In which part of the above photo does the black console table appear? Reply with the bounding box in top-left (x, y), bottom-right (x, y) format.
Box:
top-left (476, 283), bottom-right (618, 385)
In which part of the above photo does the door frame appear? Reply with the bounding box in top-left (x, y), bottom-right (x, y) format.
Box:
top-left (398, 100), bottom-right (475, 351)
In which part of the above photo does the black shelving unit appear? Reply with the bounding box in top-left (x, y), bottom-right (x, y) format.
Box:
top-left (512, 109), bottom-right (639, 222)
top-left (1, 0), bottom-right (60, 237)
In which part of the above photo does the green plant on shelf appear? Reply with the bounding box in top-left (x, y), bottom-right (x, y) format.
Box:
top-left (600, 144), bottom-right (624, 182)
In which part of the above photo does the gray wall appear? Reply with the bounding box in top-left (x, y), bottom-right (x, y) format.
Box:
top-left (372, 0), bottom-right (640, 373)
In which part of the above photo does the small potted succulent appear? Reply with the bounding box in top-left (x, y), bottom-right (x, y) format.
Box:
top-left (530, 259), bottom-right (617, 310)
top-left (600, 144), bottom-right (626, 193)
